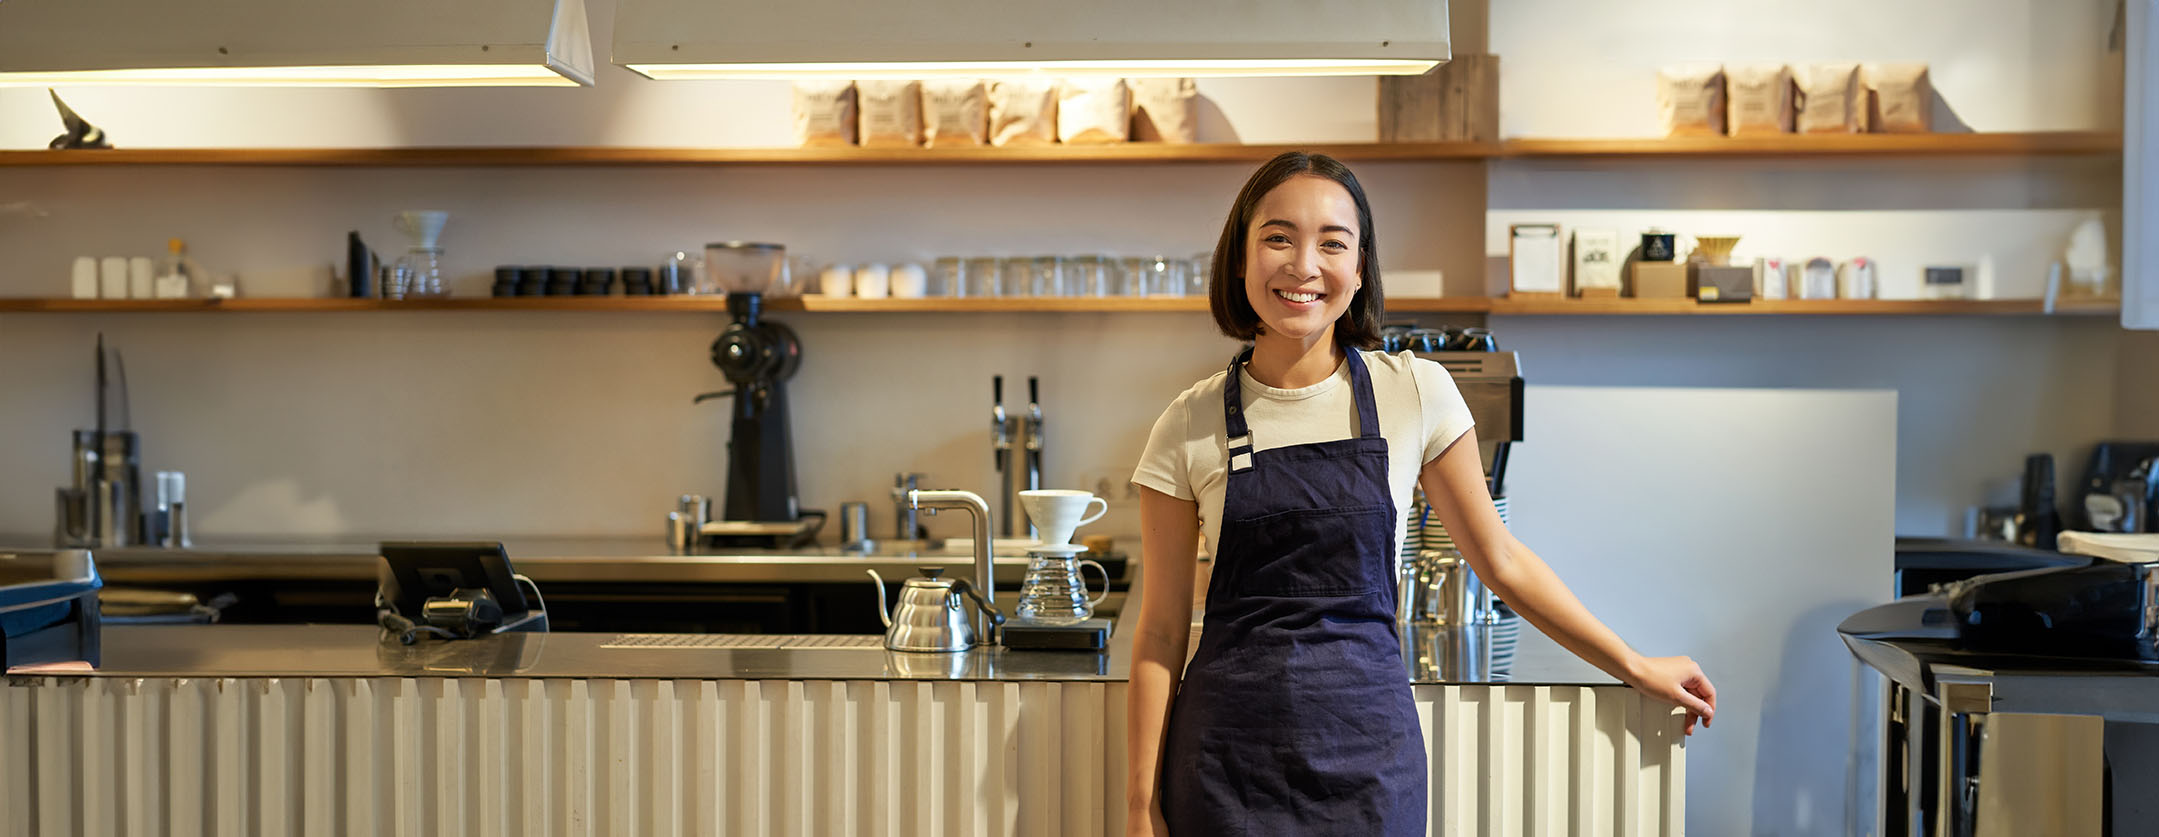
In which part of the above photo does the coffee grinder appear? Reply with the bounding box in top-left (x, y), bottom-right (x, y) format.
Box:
top-left (690, 242), bottom-right (820, 548)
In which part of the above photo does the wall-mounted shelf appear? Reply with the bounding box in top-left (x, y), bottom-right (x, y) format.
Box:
top-left (1502, 131), bottom-right (2123, 159)
top-left (0, 142), bottom-right (1501, 168)
top-left (1479, 297), bottom-right (2121, 316)
top-left (0, 132), bottom-right (2118, 168)
top-left (0, 296), bottom-right (2118, 317)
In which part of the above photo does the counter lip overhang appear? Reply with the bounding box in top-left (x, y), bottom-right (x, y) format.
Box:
top-left (9, 622), bottom-right (1619, 686)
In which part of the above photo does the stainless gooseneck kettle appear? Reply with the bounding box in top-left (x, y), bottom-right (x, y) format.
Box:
top-left (867, 567), bottom-right (1003, 652)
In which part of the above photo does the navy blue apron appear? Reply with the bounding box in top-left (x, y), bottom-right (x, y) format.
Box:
top-left (1160, 347), bottom-right (1425, 835)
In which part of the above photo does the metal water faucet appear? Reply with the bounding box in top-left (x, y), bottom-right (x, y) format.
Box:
top-left (908, 488), bottom-right (999, 642)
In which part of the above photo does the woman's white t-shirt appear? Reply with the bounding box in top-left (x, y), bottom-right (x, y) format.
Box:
top-left (1130, 349), bottom-right (1477, 561)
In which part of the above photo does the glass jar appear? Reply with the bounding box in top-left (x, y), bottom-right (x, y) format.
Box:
top-left (1068, 255), bottom-right (1109, 296)
top-left (395, 248), bottom-right (447, 299)
top-left (1030, 256), bottom-right (1065, 297)
top-left (934, 257), bottom-right (963, 297)
top-left (1120, 257), bottom-right (1152, 296)
top-left (999, 258), bottom-right (1032, 297)
top-left (1187, 252), bottom-right (1212, 296)
top-left (965, 257), bottom-right (1002, 297)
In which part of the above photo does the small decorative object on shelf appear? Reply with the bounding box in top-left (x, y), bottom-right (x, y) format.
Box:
top-left (1507, 223), bottom-right (1564, 297)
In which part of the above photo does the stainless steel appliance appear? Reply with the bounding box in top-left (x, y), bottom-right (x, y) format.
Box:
top-left (54, 336), bottom-right (177, 549)
top-left (865, 566), bottom-right (1001, 652)
top-left (1396, 548), bottom-right (1498, 627)
top-left (990, 376), bottom-right (1045, 539)
top-left (1396, 345), bottom-right (1524, 625)
top-left (1409, 348), bottom-right (1524, 497)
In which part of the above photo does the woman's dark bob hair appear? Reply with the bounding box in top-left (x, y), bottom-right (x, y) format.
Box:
top-left (1207, 151), bottom-right (1385, 350)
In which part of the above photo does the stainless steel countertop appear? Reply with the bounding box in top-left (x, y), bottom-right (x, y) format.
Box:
top-left (48, 538), bottom-right (1102, 585)
top-left (14, 618), bottom-right (1616, 686)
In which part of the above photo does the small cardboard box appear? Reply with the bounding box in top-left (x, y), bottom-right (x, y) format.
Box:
top-left (1631, 261), bottom-right (1690, 299)
top-left (1695, 265), bottom-right (1755, 303)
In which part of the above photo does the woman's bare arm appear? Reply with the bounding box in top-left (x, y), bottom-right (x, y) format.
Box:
top-left (1124, 486), bottom-right (1201, 833)
top-left (1418, 427), bottom-right (1717, 733)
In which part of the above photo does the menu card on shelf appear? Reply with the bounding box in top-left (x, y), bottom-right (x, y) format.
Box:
top-left (1508, 224), bottom-right (1564, 297)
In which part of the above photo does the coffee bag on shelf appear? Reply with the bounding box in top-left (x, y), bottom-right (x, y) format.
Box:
top-left (1130, 77), bottom-right (1198, 143)
top-left (857, 80), bottom-right (924, 147)
top-left (1657, 64), bottom-right (1727, 137)
top-left (792, 81), bottom-right (858, 147)
top-left (989, 79), bottom-right (1059, 146)
top-left (1796, 63), bottom-right (1864, 134)
top-left (1863, 63), bottom-right (1933, 133)
top-left (1058, 78), bottom-right (1131, 144)
top-left (921, 79), bottom-right (989, 147)
top-left (1726, 63), bottom-right (1795, 135)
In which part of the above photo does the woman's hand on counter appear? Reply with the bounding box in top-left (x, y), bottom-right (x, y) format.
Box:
top-left (1626, 655), bottom-right (1717, 735)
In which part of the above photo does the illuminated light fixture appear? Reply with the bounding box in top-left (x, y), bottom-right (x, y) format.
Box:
top-left (0, 0), bottom-right (595, 87)
top-left (614, 0), bottom-right (1448, 80)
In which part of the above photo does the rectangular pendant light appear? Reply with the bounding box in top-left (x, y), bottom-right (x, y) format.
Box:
top-left (0, 0), bottom-right (594, 87)
top-left (614, 0), bottom-right (1448, 80)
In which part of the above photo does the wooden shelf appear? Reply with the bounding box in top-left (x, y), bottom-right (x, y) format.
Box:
top-left (0, 132), bottom-right (2116, 168)
top-left (0, 142), bottom-right (1500, 168)
top-left (1481, 297), bottom-right (2122, 316)
top-left (0, 296), bottom-right (2118, 316)
top-left (1502, 131), bottom-right (2123, 159)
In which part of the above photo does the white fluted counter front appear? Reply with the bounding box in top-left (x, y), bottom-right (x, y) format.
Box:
top-left (0, 624), bottom-right (1684, 836)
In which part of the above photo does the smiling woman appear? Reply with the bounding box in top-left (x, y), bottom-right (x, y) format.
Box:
top-left (1124, 151), bottom-right (1718, 836)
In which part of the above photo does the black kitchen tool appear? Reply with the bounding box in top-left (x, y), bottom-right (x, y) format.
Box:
top-left (347, 232), bottom-right (376, 298)
top-left (2017, 453), bottom-right (2062, 550)
top-left (700, 292), bottom-right (804, 528)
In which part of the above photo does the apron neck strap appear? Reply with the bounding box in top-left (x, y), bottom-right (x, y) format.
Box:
top-left (1222, 345), bottom-right (1382, 466)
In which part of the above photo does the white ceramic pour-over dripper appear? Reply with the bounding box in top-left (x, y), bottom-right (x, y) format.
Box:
top-left (1019, 489), bottom-right (1108, 547)
top-left (393, 211), bottom-right (449, 250)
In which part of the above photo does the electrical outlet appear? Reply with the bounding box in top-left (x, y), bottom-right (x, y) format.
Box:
top-left (1079, 471), bottom-right (1141, 504)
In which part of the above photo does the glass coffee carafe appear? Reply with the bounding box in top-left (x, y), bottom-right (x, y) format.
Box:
top-left (1013, 544), bottom-right (1109, 625)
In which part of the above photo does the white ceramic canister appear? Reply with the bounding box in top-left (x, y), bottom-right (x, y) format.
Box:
top-left (819, 264), bottom-right (854, 298)
top-left (854, 263), bottom-right (891, 299)
top-left (890, 263), bottom-right (928, 298)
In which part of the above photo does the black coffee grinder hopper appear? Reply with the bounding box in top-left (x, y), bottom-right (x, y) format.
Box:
top-left (692, 292), bottom-right (822, 548)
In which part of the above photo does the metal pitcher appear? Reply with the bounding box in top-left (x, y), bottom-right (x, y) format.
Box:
top-left (1397, 548), bottom-right (1498, 627)
top-left (868, 567), bottom-right (1002, 652)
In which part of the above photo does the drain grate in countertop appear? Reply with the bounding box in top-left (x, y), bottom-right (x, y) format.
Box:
top-left (601, 633), bottom-right (884, 650)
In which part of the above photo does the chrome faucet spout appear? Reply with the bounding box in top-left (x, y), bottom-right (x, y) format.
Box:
top-left (908, 488), bottom-right (998, 642)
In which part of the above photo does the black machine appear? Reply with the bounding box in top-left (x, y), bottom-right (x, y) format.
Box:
top-left (376, 541), bottom-right (547, 643)
top-left (694, 291), bottom-right (822, 546)
top-left (2077, 441), bottom-right (2159, 533)
top-left (1842, 549), bottom-right (2156, 837)
top-left (706, 292), bottom-right (802, 522)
